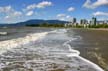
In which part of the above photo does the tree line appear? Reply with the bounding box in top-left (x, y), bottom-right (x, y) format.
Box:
top-left (26, 22), bottom-right (108, 28)
top-left (26, 23), bottom-right (65, 27)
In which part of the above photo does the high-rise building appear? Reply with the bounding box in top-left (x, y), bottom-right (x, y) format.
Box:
top-left (92, 17), bottom-right (97, 25)
top-left (72, 18), bottom-right (77, 24)
top-left (80, 19), bottom-right (83, 24)
top-left (80, 19), bottom-right (88, 24)
top-left (104, 20), bottom-right (108, 24)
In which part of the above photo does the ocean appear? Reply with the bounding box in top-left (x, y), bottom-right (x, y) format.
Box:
top-left (0, 27), bottom-right (106, 71)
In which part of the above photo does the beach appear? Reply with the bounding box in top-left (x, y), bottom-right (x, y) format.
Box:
top-left (0, 27), bottom-right (106, 71)
top-left (68, 28), bottom-right (108, 70)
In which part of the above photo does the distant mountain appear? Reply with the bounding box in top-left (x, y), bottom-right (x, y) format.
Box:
top-left (45, 20), bottom-right (69, 24)
top-left (0, 19), bottom-right (69, 27)
top-left (16, 19), bottom-right (69, 25)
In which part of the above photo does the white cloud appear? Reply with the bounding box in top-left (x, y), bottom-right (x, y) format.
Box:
top-left (26, 11), bottom-right (34, 16)
top-left (26, 1), bottom-right (52, 10)
top-left (13, 11), bottom-right (22, 16)
top-left (26, 4), bottom-right (37, 10)
top-left (36, 1), bottom-right (52, 8)
top-left (83, 0), bottom-right (91, 9)
top-left (93, 11), bottom-right (108, 16)
top-left (66, 15), bottom-right (71, 18)
top-left (0, 6), bottom-right (13, 13)
top-left (4, 16), bottom-right (10, 19)
top-left (59, 18), bottom-right (65, 21)
top-left (57, 14), bottom-right (66, 17)
top-left (4, 11), bottom-right (22, 20)
top-left (83, 0), bottom-right (108, 9)
top-left (0, 6), bottom-right (22, 20)
top-left (57, 14), bottom-right (73, 21)
top-left (68, 7), bottom-right (75, 12)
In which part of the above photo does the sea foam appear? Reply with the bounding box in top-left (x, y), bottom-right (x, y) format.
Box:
top-left (0, 32), bottom-right (48, 54)
top-left (48, 29), bottom-right (104, 71)
top-left (0, 29), bottom-right (105, 71)
top-left (63, 33), bottom-right (104, 71)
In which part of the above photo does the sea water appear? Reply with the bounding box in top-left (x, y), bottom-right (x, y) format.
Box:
top-left (0, 28), bottom-right (104, 71)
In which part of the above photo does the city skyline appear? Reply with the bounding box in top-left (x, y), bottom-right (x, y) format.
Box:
top-left (68, 17), bottom-right (108, 25)
top-left (0, 0), bottom-right (108, 23)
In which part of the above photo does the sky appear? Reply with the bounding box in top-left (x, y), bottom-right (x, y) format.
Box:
top-left (0, 0), bottom-right (108, 23)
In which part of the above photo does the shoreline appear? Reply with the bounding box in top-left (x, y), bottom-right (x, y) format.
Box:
top-left (87, 28), bottom-right (108, 31)
top-left (1, 26), bottom-right (108, 31)
top-left (0, 28), bottom-right (106, 71)
top-left (0, 28), bottom-right (105, 71)
top-left (69, 28), bottom-right (108, 70)
top-left (68, 28), bottom-right (108, 31)
top-left (64, 38), bottom-right (104, 71)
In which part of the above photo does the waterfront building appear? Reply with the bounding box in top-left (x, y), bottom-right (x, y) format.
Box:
top-left (80, 19), bottom-right (88, 25)
top-left (97, 21), bottom-right (104, 24)
top-left (72, 18), bottom-right (77, 24)
top-left (91, 17), bottom-right (97, 25)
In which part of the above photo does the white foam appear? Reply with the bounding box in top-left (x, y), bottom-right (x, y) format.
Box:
top-left (63, 39), bottom-right (80, 57)
top-left (0, 32), bottom-right (7, 35)
top-left (64, 35), bottom-right (104, 71)
top-left (0, 29), bottom-right (105, 71)
top-left (0, 32), bottom-right (48, 54)
top-left (78, 56), bottom-right (104, 71)
top-left (34, 29), bottom-right (104, 71)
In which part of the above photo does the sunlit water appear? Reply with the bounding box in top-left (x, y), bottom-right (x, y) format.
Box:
top-left (0, 28), bottom-right (104, 71)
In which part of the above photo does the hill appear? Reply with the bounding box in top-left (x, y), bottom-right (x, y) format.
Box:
top-left (0, 19), bottom-right (69, 27)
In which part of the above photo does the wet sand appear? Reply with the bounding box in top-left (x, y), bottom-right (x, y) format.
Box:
top-left (68, 29), bottom-right (108, 70)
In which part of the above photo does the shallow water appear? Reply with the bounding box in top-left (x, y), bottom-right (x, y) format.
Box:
top-left (67, 29), bottom-right (108, 70)
top-left (0, 27), bottom-right (104, 71)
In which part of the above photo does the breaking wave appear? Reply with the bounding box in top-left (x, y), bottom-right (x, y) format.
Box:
top-left (0, 28), bottom-right (104, 71)
top-left (0, 32), bottom-right (48, 54)
top-left (63, 37), bottom-right (104, 71)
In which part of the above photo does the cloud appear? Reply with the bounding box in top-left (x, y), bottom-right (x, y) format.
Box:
top-left (26, 1), bottom-right (53, 10)
top-left (4, 11), bottom-right (22, 20)
top-left (83, 0), bottom-right (108, 9)
top-left (5, 11), bottom-right (22, 19)
top-left (0, 6), bottom-right (13, 13)
top-left (4, 16), bottom-right (10, 19)
top-left (26, 4), bottom-right (36, 11)
top-left (68, 7), bottom-right (75, 12)
top-left (36, 1), bottom-right (52, 8)
top-left (13, 11), bottom-right (22, 16)
top-left (0, 5), bottom-right (22, 20)
top-left (57, 14), bottom-right (66, 17)
top-left (93, 11), bottom-right (108, 16)
top-left (57, 14), bottom-right (73, 21)
top-left (26, 11), bottom-right (34, 16)
top-left (66, 15), bottom-right (71, 18)
top-left (83, 0), bottom-right (91, 9)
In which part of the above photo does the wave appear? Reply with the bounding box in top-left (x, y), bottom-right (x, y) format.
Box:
top-left (0, 32), bottom-right (48, 54)
top-left (47, 29), bottom-right (104, 71)
top-left (0, 28), bottom-right (104, 71)
top-left (63, 30), bottom-right (104, 71)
